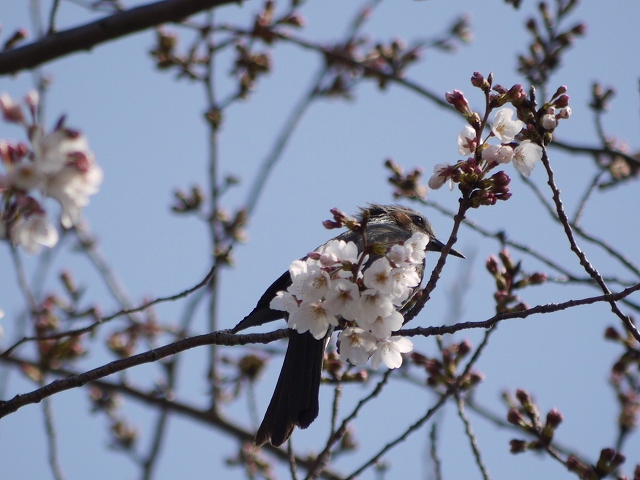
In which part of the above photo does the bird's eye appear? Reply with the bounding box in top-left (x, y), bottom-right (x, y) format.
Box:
top-left (412, 215), bottom-right (425, 226)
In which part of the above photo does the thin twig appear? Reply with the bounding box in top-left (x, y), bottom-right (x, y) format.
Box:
top-left (203, 9), bottom-right (221, 413)
top-left (1, 263), bottom-right (218, 359)
top-left (456, 394), bottom-right (490, 480)
top-left (47, 0), bottom-right (62, 34)
top-left (307, 370), bottom-right (393, 480)
top-left (140, 359), bottom-right (176, 480)
top-left (344, 325), bottom-right (496, 480)
top-left (540, 146), bottom-right (640, 341)
top-left (288, 438), bottom-right (301, 480)
top-left (244, 67), bottom-right (325, 216)
top-left (572, 170), bottom-right (605, 226)
top-left (428, 423), bottom-right (443, 480)
top-left (41, 382), bottom-right (66, 480)
top-left (521, 175), bottom-right (640, 279)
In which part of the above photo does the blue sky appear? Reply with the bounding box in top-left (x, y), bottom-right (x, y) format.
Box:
top-left (1, 1), bottom-right (639, 479)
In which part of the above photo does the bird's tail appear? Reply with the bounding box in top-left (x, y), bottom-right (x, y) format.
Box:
top-left (254, 330), bottom-right (325, 447)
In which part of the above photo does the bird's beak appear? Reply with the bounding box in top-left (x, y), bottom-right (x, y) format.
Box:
top-left (427, 238), bottom-right (465, 259)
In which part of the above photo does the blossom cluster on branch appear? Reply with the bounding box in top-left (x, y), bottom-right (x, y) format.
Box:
top-left (270, 230), bottom-right (430, 369)
top-left (425, 73), bottom-right (570, 208)
top-left (0, 92), bottom-right (102, 253)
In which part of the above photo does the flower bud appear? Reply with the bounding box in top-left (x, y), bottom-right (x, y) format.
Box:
top-left (529, 272), bottom-right (548, 285)
top-left (445, 90), bottom-right (473, 116)
top-left (604, 326), bottom-right (620, 341)
top-left (541, 114), bottom-right (557, 131)
top-left (457, 339), bottom-right (472, 357)
top-left (516, 389), bottom-right (532, 406)
top-left (566, 455), bottom-right (587, 473)
top-left (509, 439), bottom-right (528, 454)
top-left (0, 94), bottom-right (25, 123)
top-left (499, 249), bottom-right (515, 272)
top-left (507, 84), bottom-right (527, 104)
top-left (554, 94), bottom-right (570, 108)
top-left (470, 71), bottom-right (484, 87)
top-left (545, 408), bottom-right (563, 428)
top-left (468, 371), bottom-right (484, 385)
top-left (486, 255), bottom-right (500, 274)
top-left (507, 408), bottom-right (526, 426)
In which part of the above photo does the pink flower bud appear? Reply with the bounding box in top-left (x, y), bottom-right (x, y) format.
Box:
top-left (545, 408), bottom-right (563, 428)
top-left (445, 89), bottom-right (472, 116)
top-left (554, 94), bottom-right (570, 108)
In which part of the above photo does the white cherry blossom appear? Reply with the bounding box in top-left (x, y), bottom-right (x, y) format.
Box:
top-left (11, 213), bottom-right (59, 254)
top-left (457, 125), bottom-right (477, 155)
top-left (324, 278), bottom-right (360, 321)
top-left (428, 163), bottom-right (453, 190)
top-left (482, 144), bottom-right (514, 164)
top-left (288, 300), bottom-right (338, 340)
top-left (338, 327), bottom-right (377, 365)
top-left (360, 310), bottom-right (404, 340)
top-left (359, 288), bottom-right (395, 321)
top-left (363, 257), bottom-right (395, 295)
top-left (491, 107), bottom-right (524, 143)
top-left (513, 140), bottom-right (543, 177)
top-left (371, 336), bottom-right (414, 369)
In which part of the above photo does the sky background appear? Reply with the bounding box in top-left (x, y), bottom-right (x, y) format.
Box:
top-left (0, 1), bottom-right (639, 479)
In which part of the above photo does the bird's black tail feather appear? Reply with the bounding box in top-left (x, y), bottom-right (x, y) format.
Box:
top-left (254, 331), bottom-right (325, 447)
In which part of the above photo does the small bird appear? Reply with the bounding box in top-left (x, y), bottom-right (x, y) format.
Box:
top-left (231, 204), bottom-right (463, 446)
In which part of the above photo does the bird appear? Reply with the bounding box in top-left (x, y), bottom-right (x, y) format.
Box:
top-left (231, 204), bottom-right (464, 447)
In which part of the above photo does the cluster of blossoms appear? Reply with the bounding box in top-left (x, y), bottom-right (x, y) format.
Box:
top-left (427, 73), bottom-right (570, 207)
top-left (0, 92), bottom-right (102, 253)
top-left (270, 232), bottom-right (430, 370)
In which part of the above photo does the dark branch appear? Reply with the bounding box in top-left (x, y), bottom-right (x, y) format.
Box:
top-left (0, 328), bottom-right (288, 419)
top-left (0, 355), bottom-right (343, 480)
top-left (0, 0), bottom-right (241, 75)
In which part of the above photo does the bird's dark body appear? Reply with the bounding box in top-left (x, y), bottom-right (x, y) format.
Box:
top-left (231, 204), bottom-right (462, 446)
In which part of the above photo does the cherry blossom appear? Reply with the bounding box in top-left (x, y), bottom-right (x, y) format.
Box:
top-left (428, 163), bottom-right (454, 190)
top-left (513, 140), bottom-right (543, 177)
top-left (324, 278), bottom-right (360, 321)
top-left (363, 257), bottom-right (395, 295)
top-left (491, 107), bottom-right (524, 143)
top-left (270, 290), bottom-right (299, 315)
top-left (359, 288), bottom-right (395, 322)
top-left (302, 268), bottom-right (330, 301)
top-left (360, 310), bottom-right (404, 339)
top-left (457, 125), bottom-right (477, 155)
top-left (11, 212), bottom-right (59, 254)
top-left (482, 144), bottom-right (514, 164)
top-left (338, 327), bottom-right (377, 365)
top-left (371, 336), bottom-right (414, 369)
top-left (270, 231), bottom-right (429, 369)
top-left (288, 300), bottom-right (338, 340)
top-left (405, 232), bottom-right (429, 263)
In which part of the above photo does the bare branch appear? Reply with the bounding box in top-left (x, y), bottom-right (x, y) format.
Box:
top-left (0, 328), bottom-right (289, 419)
top-left (0, 0), bottom-right (240, 75)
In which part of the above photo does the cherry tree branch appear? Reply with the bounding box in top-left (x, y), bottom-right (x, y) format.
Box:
top-left (540, 146), bottom-right (640, 341)
top-left (402, 282), bottom-right (640, 338)
top-left (0, 0), bottom-right (240, 75)
top-left (0, 355), bottom-right (344, 480)
top-left (0, 328), bottom-right (289, 419)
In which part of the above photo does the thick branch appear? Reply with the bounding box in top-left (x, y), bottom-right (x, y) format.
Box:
top-left (0, 0), bottom-right (241, 75)
top-left (0, 328), bottom-right (288, 418)
top-left (0, 356), bottom-right (343, 480)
